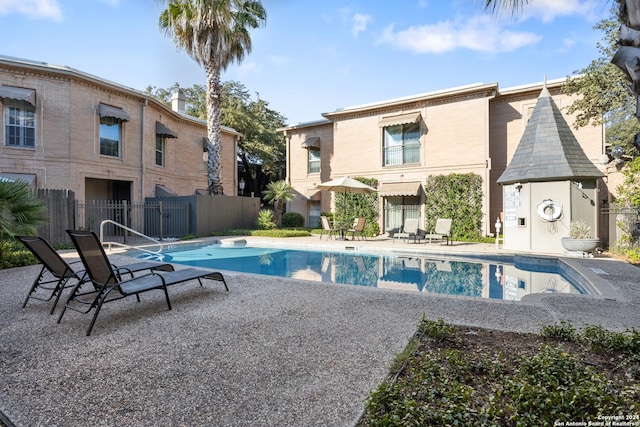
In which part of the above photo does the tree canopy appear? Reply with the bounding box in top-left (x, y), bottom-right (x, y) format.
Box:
top-left (562, 8), bottom-right (640, 155)
top-left (146, 81), bottom-right (287, 197)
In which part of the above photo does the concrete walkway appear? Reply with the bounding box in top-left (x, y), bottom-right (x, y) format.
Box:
top-left (1, 236), bottom-right (639, 426)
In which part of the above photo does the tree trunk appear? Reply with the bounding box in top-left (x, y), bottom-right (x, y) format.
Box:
top-left (205, 62), bottom-right (224, 195)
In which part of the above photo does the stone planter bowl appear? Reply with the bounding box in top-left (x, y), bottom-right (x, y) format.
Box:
top-left (561, 237), bottom-right (599, 252)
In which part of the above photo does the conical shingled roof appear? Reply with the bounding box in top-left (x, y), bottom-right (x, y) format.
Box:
top-left (497, 85), bottom-right (604, 184)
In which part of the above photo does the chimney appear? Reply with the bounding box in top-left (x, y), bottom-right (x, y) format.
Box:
top-left (171, 87), bottom-right (186, 113)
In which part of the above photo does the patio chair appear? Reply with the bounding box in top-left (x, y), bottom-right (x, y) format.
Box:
top-left (59, 230), bottom-right (228, 336)
top-left (320, 216), bottom-right (338, 240)
top-left (393, 218), bottom-right (422, 244)
top-left (17, 234), bottom-right (174, 314)
top-left (424, 218), bottom-right (453, 245)
top-left (347, 217), bottom-right (367, 240)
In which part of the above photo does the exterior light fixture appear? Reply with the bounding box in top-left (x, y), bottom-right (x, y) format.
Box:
top-left (239, 178), bottom-right (245, 195)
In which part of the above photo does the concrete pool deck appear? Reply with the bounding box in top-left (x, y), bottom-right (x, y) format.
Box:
top-left (1, 235), bottom-right (639, 426)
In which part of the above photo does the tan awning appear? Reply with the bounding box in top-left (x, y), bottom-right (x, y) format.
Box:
top-left (0, 173), bottom-right (37, 188)
top-left (156, 121), bottom-right (178, 138)
top-left (301, 137), bottom-right (320, 149)
top-left (304, 189), bottom-right (321, 201)
top-left (378, 181), bottom-right (423, 196)
top-left (378, 112), bottom-right (422, 127)
top-left (0, 86), bottom-right (36, 107)
top-left (98, 103), bottom-right (130, 121)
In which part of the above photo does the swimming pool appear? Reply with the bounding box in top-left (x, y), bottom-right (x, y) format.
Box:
top-left (128, 241), bottom-right (586, 301)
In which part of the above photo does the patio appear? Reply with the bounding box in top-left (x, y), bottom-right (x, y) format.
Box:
top-left (1, 238), bottom-right (639, 426)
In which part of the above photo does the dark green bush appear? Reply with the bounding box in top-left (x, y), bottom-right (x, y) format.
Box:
top-left (361, 319), bottom-right (640, 426)
top-left (0, 240), bottom-right (37, 269)
top-left (282, 212), bottom-right (304, 228)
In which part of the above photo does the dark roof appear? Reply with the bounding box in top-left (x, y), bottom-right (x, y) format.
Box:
top-left (497, 85), bottom-right (603, 184)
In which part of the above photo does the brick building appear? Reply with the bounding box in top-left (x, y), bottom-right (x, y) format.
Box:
top-left (0, 55), bottom-right (241, 203)
top-left (281, 79), bottom-right (607, 236)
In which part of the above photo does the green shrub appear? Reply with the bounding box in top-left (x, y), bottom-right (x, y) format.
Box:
top-left (210, 229), bottom-right (311, 238)
top-left (0, 240), bottom-right (37, 269)
top-left (361, 320), bottom-right (640, 426)
top-left (256, 209), bottom-right (276, 230)
top-left (282, 212), bottom-right (304, 228)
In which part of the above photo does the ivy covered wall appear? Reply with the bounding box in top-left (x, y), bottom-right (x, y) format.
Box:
top-left (424, 173), bottom-right (484, 240)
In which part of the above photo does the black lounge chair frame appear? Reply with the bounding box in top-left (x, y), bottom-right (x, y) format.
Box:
top-left (17, 235), bottom-right (174, 314)
top-left (60, 230), bottom-right (228, 336)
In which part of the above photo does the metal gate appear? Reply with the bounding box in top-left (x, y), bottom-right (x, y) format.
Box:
top-left (605, 205), bottom-right (640, 250)
top-left (76, 200), bottom-right (190, 242)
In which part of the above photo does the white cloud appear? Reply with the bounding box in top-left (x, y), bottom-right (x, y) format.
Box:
top-left (519, 0), bottom-right (600, 23)
top-left (352, 13), bottom-right (372, 38)
top-left (0, 0), bottom-right (62, 21)
top-left (377, 15), bottom-right (541, 54)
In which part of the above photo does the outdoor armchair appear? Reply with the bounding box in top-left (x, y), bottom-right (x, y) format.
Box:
top-left (393, 218), bottom-right (422, 243)
top-left (59, 230), bottom-right (228, 336)
top-left (320, 216), bottom-right (338, 240)
top-left (17, 234), bottom-right (174, 314)
top-left (347, 217), bottom-right (367, 240)
top-left (425, 218), bottom-right (453, 245)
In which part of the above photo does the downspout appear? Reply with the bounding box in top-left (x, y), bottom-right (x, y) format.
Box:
top-left (235, 134), bottom-right (240, 196)
top-left (141, 99), bottom-right (147, 203)
top-left (485, 88), bottom-right (497, 237)
top-left (284, 131), bottom-right (291, 213)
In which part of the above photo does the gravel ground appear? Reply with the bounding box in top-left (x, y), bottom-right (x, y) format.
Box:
top-left (1, 239), bottom-right (639, 426)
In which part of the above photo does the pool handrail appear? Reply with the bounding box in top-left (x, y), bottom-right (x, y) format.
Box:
top-left (99, 220), bottom-right (163, 255)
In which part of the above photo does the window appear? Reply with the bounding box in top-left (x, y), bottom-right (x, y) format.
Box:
top-left (383, 122), bottom-right (420, 166)
top-left (308, 148), bottom-right (320, 174)
top-left (155, 135), bottom-right (165, 166)
top-left (4, 100), bottom-right (35, 148)
top-left (99, 116), bottom-right (122, 157)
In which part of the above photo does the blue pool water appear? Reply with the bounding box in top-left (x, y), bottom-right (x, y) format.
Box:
top-left (128, 242), bottom-right (586, 301)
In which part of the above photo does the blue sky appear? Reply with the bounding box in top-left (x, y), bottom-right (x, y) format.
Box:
top-left (0, 0), bottom-right (611, 125)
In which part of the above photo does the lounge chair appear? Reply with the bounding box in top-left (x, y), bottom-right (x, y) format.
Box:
top-left (347, 217), bottom-right (367, 240)
top-left (17, 234), bottom-right (174, 314)
top-left (424, 218), bottom-right (453, 245)
top-left (59, 230), bottom-right (228, 336)
top-left (393, 218), bottom-right (422, 243)
top-left (320, 216), bottom-right (338, 240)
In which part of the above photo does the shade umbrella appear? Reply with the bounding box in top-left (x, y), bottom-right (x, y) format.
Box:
top-left (316, 176), bottom-right (377, 195)
top-left (316, 177), bottom-right (376, 230)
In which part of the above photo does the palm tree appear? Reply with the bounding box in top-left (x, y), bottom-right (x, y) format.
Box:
top-left (0, 180), bottom-right (48, 262)
top-left (482, 0), bottom-right (527, 15)
top-left (158, 0), bottom-right (266, 195)
top-left (262, 180), bottom-right (294, 227)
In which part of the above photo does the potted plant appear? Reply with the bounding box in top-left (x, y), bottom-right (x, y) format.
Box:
top-left (561, 220), bottom-right (599, 253)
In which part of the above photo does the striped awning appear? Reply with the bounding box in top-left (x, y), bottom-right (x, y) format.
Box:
top-left (378, 181), bottom-right (423, 196)
top-left (0, 173), bottom-right (37, 188)
top-left (301, 137), bottom-right (320, 149)
top-left (98, 103), bottom-right (130, 121)
top-left (155, 184), bottom-right (177, 197)
top-left (378, 112), bottom-right (422, 127)
top-left (0, 86), bottom-right (36, 107)
top-left (156, 121), bottom-right (178, 138)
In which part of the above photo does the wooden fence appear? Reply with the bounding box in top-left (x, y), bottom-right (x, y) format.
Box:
top-left (32, 191), bottom-right (260, 245)
top-left (34, 189), bottom-right (76, 244)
